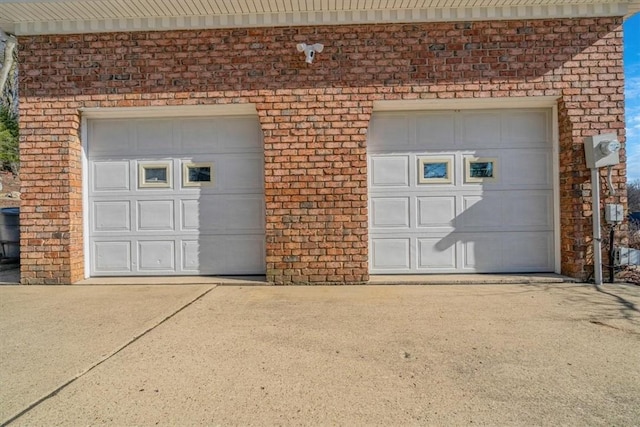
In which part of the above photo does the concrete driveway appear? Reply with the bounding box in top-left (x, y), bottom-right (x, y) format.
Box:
top-left (1, 283), bottom-right (639, 426)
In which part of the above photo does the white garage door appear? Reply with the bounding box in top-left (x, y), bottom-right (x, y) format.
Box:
top-left (368, 109), bottom-right (555, 274)
top-left (87, 115), bottom-right (265, 276)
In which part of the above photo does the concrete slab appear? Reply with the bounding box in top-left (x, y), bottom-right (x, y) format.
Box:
top-left (0, 284), bottom-right (214, 424)
top-left (2, 283), bottom-right (639, 426)
top-left (77, 275), bottom-right (268, 286)
top-left (368, 273), bottom-right (576, 285)
top-left (77, 273), bottom-right (573, 286)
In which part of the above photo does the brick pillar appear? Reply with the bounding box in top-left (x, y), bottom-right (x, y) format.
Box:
top-left (19, 102), bottom-right (84, 284)
top-left (257, 89), bottom-right (372, 284)
top-left (557, 100), bottom-right (592, 279)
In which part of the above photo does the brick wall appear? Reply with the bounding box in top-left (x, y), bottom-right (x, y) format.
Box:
top-left (18, 17), bottom-right (626, 284)
top-left (19, 108), bottom-right (83, 284)
top-left (257, 93), bottom-right (370, 284)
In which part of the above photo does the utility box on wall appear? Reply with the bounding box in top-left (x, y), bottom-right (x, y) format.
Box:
top-left (614, 247), bottom-right (640, 266)
top-left (584, 133), bottom-right (621, 168)
top-left (605, 204), bottom-right (624, 224)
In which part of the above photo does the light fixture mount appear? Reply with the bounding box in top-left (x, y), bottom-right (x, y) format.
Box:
top-left (297, 43), bottom-right (324, 64)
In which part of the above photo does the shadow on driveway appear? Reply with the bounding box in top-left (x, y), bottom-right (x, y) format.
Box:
top-left (1, 283), bottom-right (639, 426)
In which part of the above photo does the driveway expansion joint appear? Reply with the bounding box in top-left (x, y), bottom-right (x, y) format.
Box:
top-left (0, 285), bottom-right (217, 427)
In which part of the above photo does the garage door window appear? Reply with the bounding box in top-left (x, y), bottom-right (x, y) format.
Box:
top-left (183, 162), bottom-right (214, 187)
top-left (139, 162), bottom-right (171, 188)
top-left (465, 157), bottom-right (498, 183)
top-left (418, 157), bottom-right (452, 184)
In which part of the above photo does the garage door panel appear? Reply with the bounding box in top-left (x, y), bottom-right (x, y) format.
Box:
top-left (503, 111), bottom-right (550, 147)
top-left (217, 155), bottom-right (264, 191)
top-left (459, 192), bottom-right (553, 231)
top-left (190, 238), bottom-right (225, 273)
top-left (217, 236), bottom-right (266, 274)
top-left (458, 113), bottom-right (502, 147)
top-left (372, 238), bottom-right (411, 269)
top-left (369, 115), bottom-right (411, 148)
top-left (215, 197), bottom-right (264, 232)
top-left (93, 241), bottom-right (132, 274)
top-left (417, 238), bottom-right (456, 269)
top-left (462, 235), bottom-right (504, 271)
top-left (219, 118), bottom-right (263, 150)
top-left (371, 197), bottom-right (410, 228)
top-left (460, 195), bottom-right (504, 229)
top-left (93, 161), bottom-right (130, 192)
top-left (417, 196), bottom-right (456, 228)
top-left (368, 108), bottom-right (555, 274)
top-left (181, 240), bottom-right (200, 271)
top-left (137, 200), bottom-right (175, 231)
top-left (370, 156), bottom-right (410, 187)
top-left (503, 193), bottom-right (553, 228)
top-left (179, 119), bottom-right (219, 153)
top-left (93, 201), bottom-right (131, 232)
top-left (178, 118), bottom-right (262, 154)
top-left (182, 236), bottom-right (266, 275)
top-left (88, 115), bottom-right (266, 276)
top-left (135, 120), bottom-right (175, 154)
top-left (415, 113), bottom-right (456, 148)
top-left (138, 241), bottom-right (175, 272)
top-left (504, 150), bottom-right (552, 187)
top-left (180, 196), bottom-right (263, 233)
top-left (90, 121), bottom-right (131, 156)
top-left (503, 232), bottom-right (553, 270)
top-left (181, 200), bottom-right (200, 230)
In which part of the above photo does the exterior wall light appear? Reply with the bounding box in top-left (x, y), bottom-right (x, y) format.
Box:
top-left (297, 43), bottom-right (324, 64)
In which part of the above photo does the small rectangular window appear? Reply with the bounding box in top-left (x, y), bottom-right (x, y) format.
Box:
top-left (465, 157), bottom-right (498, 183)
top-left (139, 162), bottom-right (171, 188)
top-left (183, 162), bottom-right (214, 187)
top-left (418, 157), bottom-right (452, 184)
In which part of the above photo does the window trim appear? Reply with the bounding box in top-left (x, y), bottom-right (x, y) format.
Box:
top-left (138, 162), bottom-right (172, 188)
top-left (182, 162), bottom-right (214, 187)
top-left (465, 157), bottom-right (499, 183)
top-left (418, 157), bottom-right (453, 184)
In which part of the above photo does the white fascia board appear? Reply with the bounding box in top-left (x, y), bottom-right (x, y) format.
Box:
top-left (81, 104), bottom-right (257, 119)
top-left (5, 3), bottom-right (631, 35)
top-left (626, 6), bottom-right (640, 16)
top-left (373, 96), bottom-right (560, 112)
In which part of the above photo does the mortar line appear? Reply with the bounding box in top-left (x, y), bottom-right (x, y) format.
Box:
top-left (1, 285), bottom-right (218, 426)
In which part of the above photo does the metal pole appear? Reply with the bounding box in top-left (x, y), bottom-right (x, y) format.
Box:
top-left (609, 226), bottom-right (615, 283)
top-left (592, 168), bottom-right (603, 285)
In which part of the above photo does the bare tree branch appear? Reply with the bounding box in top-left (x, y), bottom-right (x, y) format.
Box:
top-left (0, 30), bottom-right (17, 99)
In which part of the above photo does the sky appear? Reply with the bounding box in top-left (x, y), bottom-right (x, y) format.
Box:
top-left (625, 13), bottom-right (640, 182)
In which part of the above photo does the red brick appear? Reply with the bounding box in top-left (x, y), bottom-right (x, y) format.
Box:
top-left (17, 17), bottom-right (626, 284)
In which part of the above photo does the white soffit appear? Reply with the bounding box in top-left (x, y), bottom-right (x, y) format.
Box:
top-left (0, 0), bottom-right (636, 35)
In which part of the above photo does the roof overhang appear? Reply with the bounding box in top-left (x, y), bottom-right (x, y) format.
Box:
top-left (0, 0), bottom-right (638, 35)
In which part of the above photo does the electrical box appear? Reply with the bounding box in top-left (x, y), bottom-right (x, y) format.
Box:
top-left (614, 247), bottom-right (640, 266)
top-left (584, 133), bottom-right (621, 168)
top-left (605, 203), bottom-right (624, 224)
